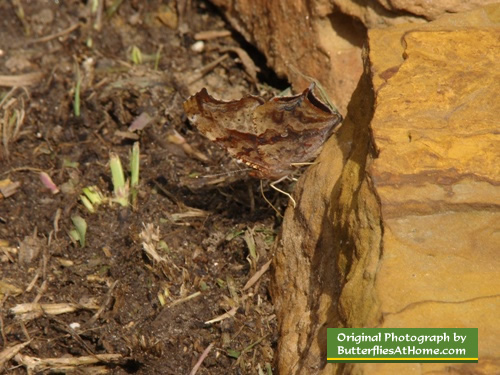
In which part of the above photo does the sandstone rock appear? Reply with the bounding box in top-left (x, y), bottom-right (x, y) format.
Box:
top-left (271, 4), bottom-right (500, 375)
top-left (330, 0), bottom-right (499, 26)
top-left (209, 0), bottom-right (365, 114)
top-left (364, 6), bottom-right (500, 373)
top-left (328, 0), bottom-right (423, 27)
top-left (376, 0), bottom-right (499, 20)
top-left (272, 69), bottom-right (380, 374)
top-left (208, 0), bottom-right (494, 116)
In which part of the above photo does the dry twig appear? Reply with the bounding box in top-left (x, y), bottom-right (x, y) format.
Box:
top-left (194, 30), bottom-right (231, 40)
top-left (10, 301), bottom-right (99, 322)
top-left (0, 73), bottom-right (43, 87)
top-left (25, 23), bottom-right (80, 45)
top-left (14, 353), bottom-right (122, 373)
top-left (0, 341), bottom-right (31, 370)
top-left (189, 342), bottom-right (214, 375)
top-left (219, 47), bottom-right (259, 82)
top-left (243, 259), bottom-right (272, 291)
top-left (187, 54), bottom-right (229, 84)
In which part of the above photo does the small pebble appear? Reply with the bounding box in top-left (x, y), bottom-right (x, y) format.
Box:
top-left (191, 41), bottom-right (205, 53)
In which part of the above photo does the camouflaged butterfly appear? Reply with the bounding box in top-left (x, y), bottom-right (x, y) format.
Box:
top-left (183, 83), bottom-right (343, 180)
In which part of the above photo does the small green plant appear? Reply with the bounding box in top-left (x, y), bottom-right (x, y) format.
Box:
top-left (76, 144), bottom-right (139, 212)
top-left (106, 0), bottom-right (124, 17)
top-left (225, 229), bottom-right (244, 241)
top-left (80, 186), bottom-right (104, 213)
top-left (244, 227), bottom-right (258, 272)
top-left (69, 215), bottom-right (87, 247)
top-left (216, 278), bottom-right (226, 288)
top-left (128, 46), bottom-right (161, 66)
top-left (109, 143), bottom-right (140, 207)
top-left (90, 0), bottom-right (99, 13)
top-left (244, 228), bottom-right (257, 261)
top-left (72, 144), bottom-right (139, 247)
top-left (109, 152), bottom-right (129, 207)
top-left (227, 349), bottom-right (240, 359)
top-left (62, 159), bottom-right (79, 168)
top-left (73, 70), bottom-right (81, 117)
top-left (130, 46), bottom-right (143, 65)
top-left (154, 46), bottom-right (162, 70)
top-left (130, 142), bottom-right (140, 208)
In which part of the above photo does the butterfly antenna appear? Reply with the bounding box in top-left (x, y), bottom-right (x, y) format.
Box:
top-left (260, 180), bottom-right (283, 218)
top-left (287, 63), bottom-right (338, 112)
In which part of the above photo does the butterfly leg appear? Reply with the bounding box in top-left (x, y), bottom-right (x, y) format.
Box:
top-left (269, 176), bottom-right (297, 208)
top-left (290, 161), bottom-right (315, 168)
top-left (260, 181), bottom-right (283, 217)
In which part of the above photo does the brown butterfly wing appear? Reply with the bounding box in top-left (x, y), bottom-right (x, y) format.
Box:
top-left (249, 85), bottom-right (342, 178)
top-left (183, 88), bottom-right (266, 168)
top-left (183, 85), bottom-right (343, 180)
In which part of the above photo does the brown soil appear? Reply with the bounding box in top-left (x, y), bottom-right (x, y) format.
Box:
top-left (0, 1), bottom-right (291, 373)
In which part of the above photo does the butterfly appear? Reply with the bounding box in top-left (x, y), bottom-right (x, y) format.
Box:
top-left (183, 83), bottom-right (343, 181)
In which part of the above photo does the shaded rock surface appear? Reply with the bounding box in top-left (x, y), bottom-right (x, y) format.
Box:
top-left (209, 0), bottom-right (366, 113)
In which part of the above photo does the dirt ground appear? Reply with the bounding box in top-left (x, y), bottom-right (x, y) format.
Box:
top-left (0, 1), bottom-right (293, 373)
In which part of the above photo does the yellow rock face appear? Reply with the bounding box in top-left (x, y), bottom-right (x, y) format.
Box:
top-left (272, 4), bottom-right (500, 375)
top-left (366, 4), bottom-right (500, 374)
